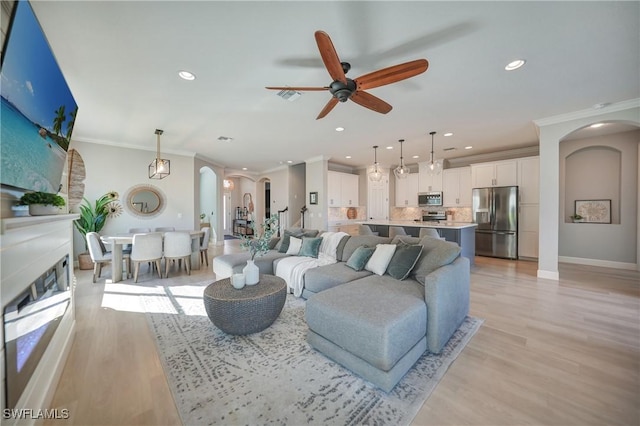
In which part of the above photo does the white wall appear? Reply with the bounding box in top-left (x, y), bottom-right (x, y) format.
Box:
top-left (70, 140), bottom-right (196, 257)
top-left (535, 99), bottom-right (640, 278)
top-left (305, 157), bottom-right (329, 231)
top-left (559, 130), bottom-right (638, 266)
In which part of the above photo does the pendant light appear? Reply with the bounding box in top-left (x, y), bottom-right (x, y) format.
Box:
top-left (393, 139), bottom-right (410, 179)
top-left (149, 129), bottom-right (170, 179)
top-left (368, 145), bottom-right (383, 182)
top-left (427, 131), bottom-right (443, 176)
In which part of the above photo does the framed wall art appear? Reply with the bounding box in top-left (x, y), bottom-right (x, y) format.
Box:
top-left (309, 192), bottom-right (318, 205)
top-left (575, 199), bottom-right (611, 223)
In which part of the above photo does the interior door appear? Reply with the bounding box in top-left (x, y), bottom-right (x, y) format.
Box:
top-left (368, 175), bottom-right (389, 220)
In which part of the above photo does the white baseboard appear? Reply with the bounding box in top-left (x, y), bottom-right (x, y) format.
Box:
top-left (537, 269), bottom-right (559, 280)
top-left (559, 256), bottom-right (638, 271)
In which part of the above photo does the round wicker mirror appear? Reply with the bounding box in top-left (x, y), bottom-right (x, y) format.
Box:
top-left (124, 184), bottom-right (166, 218)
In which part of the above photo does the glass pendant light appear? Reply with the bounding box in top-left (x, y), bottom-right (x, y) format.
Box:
top-left (393, 139), bottom-right (410, 179)
top-left (368, 145), bottom-right (383, 182)
top-left (427, 131), bottom-right (443, 176)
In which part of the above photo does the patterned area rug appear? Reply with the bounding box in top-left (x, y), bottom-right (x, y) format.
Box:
top-left (142, 285), bottom-right (483, 426)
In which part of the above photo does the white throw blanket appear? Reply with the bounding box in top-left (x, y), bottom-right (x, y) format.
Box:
top-left (275, 232), bottom-right (349, 297)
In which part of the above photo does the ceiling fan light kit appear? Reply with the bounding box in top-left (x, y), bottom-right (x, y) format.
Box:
top-left (426, 131), bottom-right (443, 176)
top-left (393, 139), bottom-right (410, 180)
top-left (369, 145), bottom-right (383, 182)
top-left (266, 30), bottom-right (428, 119)
top-left (149, 129), bottom-right (170, 179)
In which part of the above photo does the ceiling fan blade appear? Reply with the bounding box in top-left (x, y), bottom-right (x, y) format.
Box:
top-left (315, 31), bottom-right (347, 84)
top-left (266, 86), bottom-right (329, 91)
top-left (316, 97), bottom-right (339, 120)
top-left (350, 91), bottom-right (392, 114)
top-left (355, 59), bottom-right (428, 90)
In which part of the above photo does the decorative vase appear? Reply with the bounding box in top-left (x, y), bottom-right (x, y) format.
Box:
top-left (29, 204), bottom-right (64, 216)
top-left (78, 253), bottom-right (93, 270)
top-left (243, 259), bottom-right (259, 285)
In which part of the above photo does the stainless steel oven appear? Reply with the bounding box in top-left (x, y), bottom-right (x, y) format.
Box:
top-left (418, 192), bottom-right (443, 207)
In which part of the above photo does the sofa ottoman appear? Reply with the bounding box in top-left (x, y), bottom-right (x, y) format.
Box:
top-left (306, 276), bottom-right (427, 392)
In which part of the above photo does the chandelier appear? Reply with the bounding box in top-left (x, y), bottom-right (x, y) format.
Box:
top-left (149, 129), bottom-right (170, 179)
top-left (223, 179), bottom-right (235, 192)
top-left (368, 145), bottom-right (383, 182)
top-left (393, 139), bottom-right (410, 179)
top-left (426, 131), bottom-right (443, 176)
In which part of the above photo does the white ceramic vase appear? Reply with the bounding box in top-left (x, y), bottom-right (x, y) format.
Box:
top-left (243, 259), bottom-right (259, 285)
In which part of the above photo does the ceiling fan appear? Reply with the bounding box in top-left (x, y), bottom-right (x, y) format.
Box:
top-left (266, 31), bottom-right (429, 120)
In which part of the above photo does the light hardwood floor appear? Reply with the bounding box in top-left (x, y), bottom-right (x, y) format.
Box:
top-left (43, 241), bottom-right (639, 426)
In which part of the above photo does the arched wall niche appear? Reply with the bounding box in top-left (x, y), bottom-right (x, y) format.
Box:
top-left (563, 145), bottom-right (621, 224)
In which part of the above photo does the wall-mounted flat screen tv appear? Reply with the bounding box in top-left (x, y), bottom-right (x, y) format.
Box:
top-left (1, 0), bottom-right (78, 193)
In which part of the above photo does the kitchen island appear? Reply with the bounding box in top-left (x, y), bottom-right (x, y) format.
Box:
top-left (359, 220), bottom-right (477, 265)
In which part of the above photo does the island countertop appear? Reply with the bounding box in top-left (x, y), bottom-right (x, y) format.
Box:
top-left (358, 220), bottom-right (477, 230)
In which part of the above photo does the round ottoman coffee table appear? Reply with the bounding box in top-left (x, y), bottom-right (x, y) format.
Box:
top-left (203, 274), bottom-right (287, 335)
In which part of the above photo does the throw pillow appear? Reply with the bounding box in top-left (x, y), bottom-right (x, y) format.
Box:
top-left (411, 236), bottom-right (461, 278)
top-left (365, 244), bottom-right (397, 276)
top-left (286, 236), bottom-right (302, 255)
top-left (298, 236), bottom-right (323, 258)
top-left (386, 242), bottom-right (424, 280)
top-left (346, 246), bottom-right (376, 271)
top-left (278, 230), bottom-right (301, 253)
top-left (268, 237), bottom-right (280, 250)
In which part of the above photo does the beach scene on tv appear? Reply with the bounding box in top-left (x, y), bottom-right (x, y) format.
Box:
top-left (1, 1), bottom-right (78, 193)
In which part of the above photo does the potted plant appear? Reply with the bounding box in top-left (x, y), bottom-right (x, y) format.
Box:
top-left (570, 214), bottom-right (584, 223)
top-left (19, 191), bottom-right (66, 216)
top-left (239, 216), bottom-right (278, 285)
top-left (73, 191), bottom-right (122, 269)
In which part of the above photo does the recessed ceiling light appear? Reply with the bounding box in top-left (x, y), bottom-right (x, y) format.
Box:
top-left (242, 167), bottom-right (247, 171)
top-left (443, 132), bottom-right (454, 137)
top-left (465, 146), bottom-right (473, 150)
top-left (386, 146), bottom-right (393, 150)
top-left (335, 127), bottom-right (345, 132)
top-left (505, 59), bottom-right (526, 71)
top-left (412, 155), bottom-right (420, 159)
top-left (287, 160), bottom-right (293, 164)
top-left (590, 123), bottom-right (605, 128)
top-left (178, 70), bottom-right (196, 80)
top-left (345, 155), bottom-right (351, 159)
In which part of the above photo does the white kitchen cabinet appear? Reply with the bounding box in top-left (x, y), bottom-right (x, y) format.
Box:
top-left (395, 173), bottom-right (419, 207)
top-left (418, 162), bottom-right (443, 192)
top-left (442, 167), bottom-right (472, 207)
top-left (471, 159), bottom-right (518, 188)
top-left (519, 204), bottom-right (539, 258)
top-left (517, 156), bottom-right (540, 204)
top-left (328, 171), bottom-right (359, 207)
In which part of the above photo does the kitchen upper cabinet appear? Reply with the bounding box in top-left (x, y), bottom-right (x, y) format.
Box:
top-left (442, 167), bottom-right (472, 207)
top-left (418, 162), bottom-right (443, 192)
top-left (471, 159), bottom-right (517, 188)
top-left (395, 173), bottom-right (419, 207)
top-left (328, 171), bottom-right (359, 207)
top-left (517, 156), bottom-right (539, 204)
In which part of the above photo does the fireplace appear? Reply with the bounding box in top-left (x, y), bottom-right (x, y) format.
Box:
top-left (3, 255), bottom-right (71, 408)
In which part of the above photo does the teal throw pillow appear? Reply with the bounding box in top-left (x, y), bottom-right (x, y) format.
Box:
top-left (386, 242), bottom-right (424, 280)
top-left (346, 246), bottom-right (376, 271)
top-left (298, 237), bottom-right (323, 258)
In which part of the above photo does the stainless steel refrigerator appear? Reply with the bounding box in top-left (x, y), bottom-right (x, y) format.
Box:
top-left (472, 186), bottom-right (518, 259)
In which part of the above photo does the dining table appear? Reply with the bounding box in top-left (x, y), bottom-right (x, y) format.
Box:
top-left (103, 229), bottom-right (205, 283)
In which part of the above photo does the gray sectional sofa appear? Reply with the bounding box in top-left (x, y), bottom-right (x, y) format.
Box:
top-left (212, 231), bottom-right (470, 392)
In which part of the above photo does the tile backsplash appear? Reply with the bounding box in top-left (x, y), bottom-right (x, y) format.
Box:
top-left (390, 206), bottom-right (472, 222)
top-left (328, 207), bottom-right (367, 221)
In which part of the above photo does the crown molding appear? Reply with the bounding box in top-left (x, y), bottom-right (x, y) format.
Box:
top-left (446, 145), bottom-right (539, 167)
top-left (72, 136), bottom-right (196, 157)
top-left (534, 98), bottom-right (640, 127)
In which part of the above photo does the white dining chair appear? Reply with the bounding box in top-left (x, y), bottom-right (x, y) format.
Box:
top-left (155, 227), bottom-right (175, 232)
top-left (131, 233), bottom-right (163, 282)
top-left (389, 226), bottom-right (407, 239)
top-left (129, 227), bottom-right (151, 233)
top-left (419, 228), bottom-right (440, 239)
top-left (358, 224), bottom-right (378, 236)
top-left (163, 231), bottom-right (192, 277)
top-left (199, 227), bottom-right (211, 267)
top-left (87, 232), bottom-right (131, 283)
